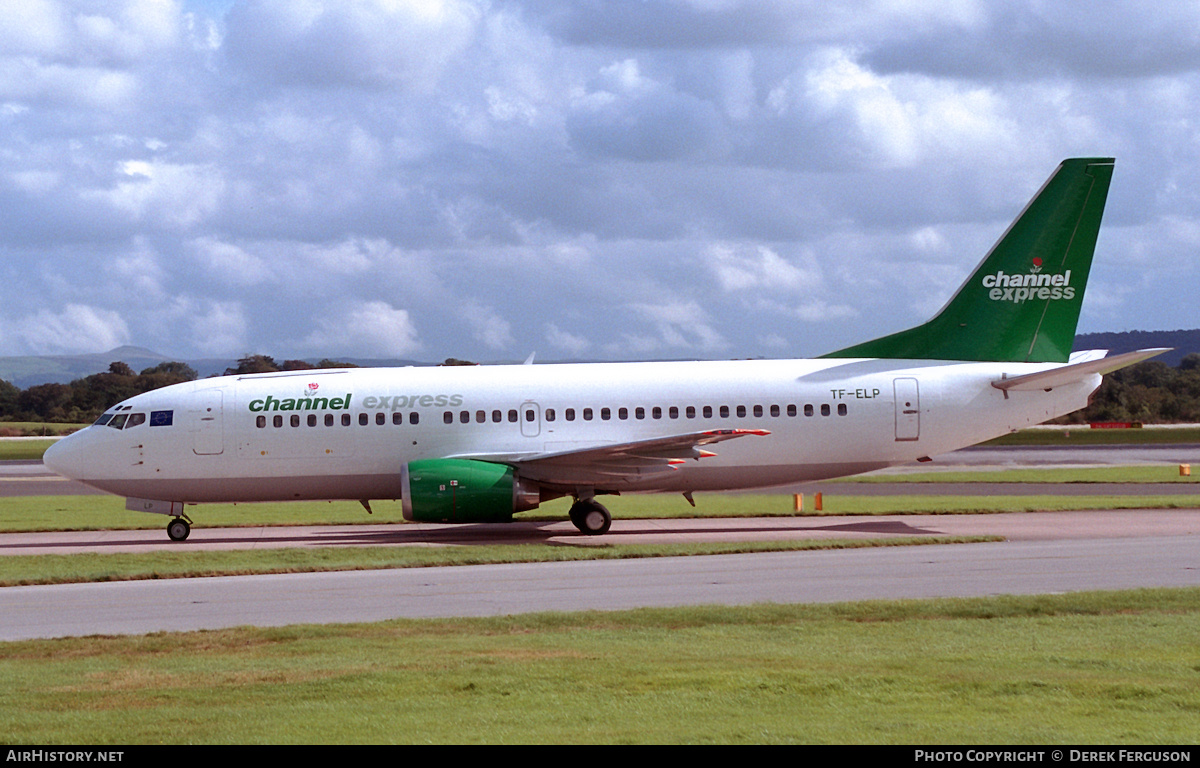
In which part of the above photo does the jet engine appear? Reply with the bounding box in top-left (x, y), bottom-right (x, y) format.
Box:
top-left (401, 458), bottom-right (541, 523)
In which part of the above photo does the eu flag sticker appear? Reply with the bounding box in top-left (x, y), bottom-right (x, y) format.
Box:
top-left (150, 410), bottom-right (174, 427)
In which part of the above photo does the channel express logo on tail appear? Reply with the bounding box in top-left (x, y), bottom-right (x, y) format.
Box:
top-left (981, 257), bottom-right (1074, 303)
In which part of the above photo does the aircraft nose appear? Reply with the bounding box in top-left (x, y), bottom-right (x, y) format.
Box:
top-left (42, 433), bottom-right (86, 481)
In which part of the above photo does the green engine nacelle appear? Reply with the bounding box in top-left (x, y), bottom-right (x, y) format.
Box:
top-left (401, 458), bottom-right (541, 523)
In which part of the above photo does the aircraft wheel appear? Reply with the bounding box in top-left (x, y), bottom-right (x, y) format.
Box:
top-left (167, 518), bottom-right (190, 542)
top-left (570, 500), bottom-right (611, 536)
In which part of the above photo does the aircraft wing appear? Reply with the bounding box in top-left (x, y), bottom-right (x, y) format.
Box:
top-left (449, 428), bottom-right (770, 486)
top-left (991, 348), bottom-right (1170, 392)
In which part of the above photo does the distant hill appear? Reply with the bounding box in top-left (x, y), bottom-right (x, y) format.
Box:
top-left (0, 346), bottom-right (172, 389)
top-left (1073, 329), bottom-right (1199, 367)
top-left (0, 347), bottom-right (427, 389)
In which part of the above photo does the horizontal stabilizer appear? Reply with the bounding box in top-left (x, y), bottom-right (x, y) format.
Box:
top-left (991, 348), bottom-right (1170, 392)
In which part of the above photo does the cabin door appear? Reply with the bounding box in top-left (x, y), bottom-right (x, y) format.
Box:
top-left (193, 389), bottom-right (225, 455)
top-left (893, 378), bottom-right (920, 441)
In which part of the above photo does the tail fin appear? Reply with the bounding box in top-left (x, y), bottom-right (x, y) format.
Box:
top-left (822, 158), bottom-right (1114, 363)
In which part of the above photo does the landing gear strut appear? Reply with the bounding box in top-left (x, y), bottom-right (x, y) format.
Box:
top-left (568, 499), bottom-right (612, 535)
top-left (166, 516), bottom-right (191, 542)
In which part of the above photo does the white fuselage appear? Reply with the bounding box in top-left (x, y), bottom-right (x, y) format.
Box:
top-left (44, 357), bottom-right (1099, 505)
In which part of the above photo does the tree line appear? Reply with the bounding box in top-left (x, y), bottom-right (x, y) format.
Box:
top-left (1060, 353), bottom-right (1200, 424)
top-left (1, 353), bottom-right (1197, 426)
top-left (0, 355), bottom-right (359, 426)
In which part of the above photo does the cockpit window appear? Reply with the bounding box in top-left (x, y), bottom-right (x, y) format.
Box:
top-left (107, 414), bottom-right (128, 430)
top-left (93, 413), bottom-right (113, 426)
top-left (126, 413), bottom-right (146, 429)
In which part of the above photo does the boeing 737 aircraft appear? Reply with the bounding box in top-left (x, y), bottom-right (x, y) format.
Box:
top-left (44, 158), bottom-right (1165, 541)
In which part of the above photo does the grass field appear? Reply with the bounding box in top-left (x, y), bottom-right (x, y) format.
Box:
top-left (0, 439), bottom-right (57, 460)
top-left (1, 490), bottom-right (1193, 587)
top-left (1, 589), bottom-right (1196, 744)
top-left (840, 466), bottom-right (1198, 483)
top-left (0, 535), bottom-right (1000, 587)
top-left (0, 423), bottom-right (86, 439)
top-left (2, 437), bottom-right (1196, 743)
top-left (3, 491), bottom-right (1199, 534)
top-left (982, 426), bottom-right (1200, 445)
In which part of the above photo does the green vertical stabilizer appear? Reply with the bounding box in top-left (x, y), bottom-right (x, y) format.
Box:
top-left (822, 158), bottom-right (1114, 363)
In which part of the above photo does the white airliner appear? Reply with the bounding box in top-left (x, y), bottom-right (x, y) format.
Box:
top-left (44, 158), bottom-right (1165, 541)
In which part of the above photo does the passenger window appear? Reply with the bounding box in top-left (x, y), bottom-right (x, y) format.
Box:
top-left (508, 409), bottom-right (518, 423)
top-left (444, 411), bottom-right (453, 424)
top-left (309, 414), bottom-right (317, 427)
top-left (618, 407), bottom-right (628, 420)
top-left (838, 403), bottom-right (847, 416)
top-left (601, 407), bottom-right (610, 420)
top-left (359, 413), bottom-right (369, 426)
top-left (256, 415), bottom-right (266, 428)
top-left (461, 411), bottom-right (470, 424)
top-left (379, 413), bottom-right (388, 425)
top-left (787, 404), bottom-right (796, 417)
top-left (753, 405), bottom-right (763, 417)
top-left (291, 414), bottom-right (300, 427)
top-left (409, 412), bottom-right (419, 425)
top-left (546, 408), bottom-right (555, 422)
top-left (669, 406), bottom-right (678, 419)
top-left (804, 404), bottom-right (814, 417)
top-left (342, 414), bottom-right (351, 426)
top-left (476, 410), bottom-right (486, 423)
top-left (635, 407), bottom-right (645, 420)
top-left (327, 414), bottom-right (335, 427)
top-left (393, 413), bottom-right (403, 426)
top-left (274, 415), bottom-right (283, 428)
top-left (703, 406), bottom-right (712, 418)
top-left (821, 404), bottom-right (831, 416)
top-left (492, 410), bottom-right (502, 423)
top-left (583, 408), bottom-right (593, 421)
top-left (565, 408), bottom-right (575, 421)
top-left (720, 405), bottom-right (729, 418)
top-left (686, 406), bottom-right (695, 419)
top-left (737, 405), bottom-right (747, 418)
top-left (525, 409), bottom-right (536, 422)
top-left (652, 407), bottom-right (662, 419)
top-left (770, 405), bottom-right (780, 417)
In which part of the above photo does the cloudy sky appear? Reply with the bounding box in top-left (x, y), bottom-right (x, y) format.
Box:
top-left (1, 0), bottom-right (1197, 363)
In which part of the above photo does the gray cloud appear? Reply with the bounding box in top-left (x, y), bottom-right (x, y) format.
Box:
top-left (0, 0), bottom-right (1195, 363)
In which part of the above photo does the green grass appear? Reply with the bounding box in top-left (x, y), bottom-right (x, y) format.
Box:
top-left (3, 492), bottom-right (1199, 534)
top-left (0, 439), bottom-right (58, 460)
top-left (983, 426), bottom-right (1200, 446)
top-left (0, 536), bottom-right (998, 587)
top-left (1, 589), bottom-right (1196, 744)
top-left (841, 466), bottom-right (1199, 483)
top-left (0, 423), bottom-right (84, 439)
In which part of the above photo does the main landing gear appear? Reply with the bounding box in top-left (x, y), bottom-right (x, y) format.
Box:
top-left (166, 515), bottom-right (193, 542)
top-left (568, 498), bottom-right (612, 536)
